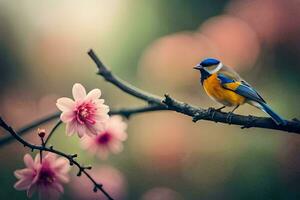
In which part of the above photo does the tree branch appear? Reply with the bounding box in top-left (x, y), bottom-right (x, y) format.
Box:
top-left (88, 50), bottom-right (163, 105)
top-left (0, 117), bottom-right (114, 200)
top-left (163, 94), bottom-right (300, 133)
top-left (88, 49), bottom-right (300, 134)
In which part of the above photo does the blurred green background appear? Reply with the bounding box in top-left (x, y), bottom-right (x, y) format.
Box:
top-left (0, 0), bottom-right (299, 199)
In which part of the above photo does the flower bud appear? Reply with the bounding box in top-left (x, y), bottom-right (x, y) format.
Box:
top-left (37, 128), bottom-right (46, 138)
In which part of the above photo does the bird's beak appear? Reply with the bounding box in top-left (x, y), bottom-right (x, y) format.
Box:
top-left (193, 65), bottom-right (202, 70)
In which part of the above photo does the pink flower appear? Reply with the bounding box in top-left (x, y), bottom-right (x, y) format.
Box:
top-left (14, 153), bottom-right (70, 200)
top-left (81, 116), bottom-right (127, 159)
top-left (56, 83), bottom-right (109, 138)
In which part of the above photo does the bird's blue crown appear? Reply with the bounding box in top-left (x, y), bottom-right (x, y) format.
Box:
top-left (200, 58), bottom-right (220, 67)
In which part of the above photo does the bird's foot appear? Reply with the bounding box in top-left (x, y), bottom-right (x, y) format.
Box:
top-left (226, 112), bottom-right (233, 124)
top-left (207, 107), bottom-right (217, 121)
top-left (226, 105), bottom-right (239, 124)
top-left (207, 107), bottom-right (215, 113)
top-left (215, 105), bottom-right (226, 112)
top-left (207, 106), bottom-right (225, 121)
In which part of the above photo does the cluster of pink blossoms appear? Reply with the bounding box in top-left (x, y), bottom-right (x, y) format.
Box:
top-left (14, 83), bottom-right (128, 199)
top-left (14, 153), bottom-right (70, 200)
top-left (56, 83), bottom-right (128, 159)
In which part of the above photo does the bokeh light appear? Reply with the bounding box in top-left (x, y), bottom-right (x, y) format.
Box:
top-left (138, 32), bottom-right (216, 89)
top-left (69, 165), bottom-right (127, 200)
top-left (226, 0), bottom-right (300, 46)
top-left (199, 15), bottom-right (260, 70)
top-left (141, 187), bottom-right (184, 200)
top-left (131, 113), bottom-right (189, 174)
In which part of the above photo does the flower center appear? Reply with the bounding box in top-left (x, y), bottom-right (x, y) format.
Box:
top-left (76, 103), bottom-right (96, 124)
top-left (97, 132), bottom-right (111, 145)
top-left (38, 166), bottom-right (55, 185)
top-left (79, 107), bottom-right (89, 118)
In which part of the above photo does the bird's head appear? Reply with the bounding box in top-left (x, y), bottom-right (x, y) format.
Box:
top-left (193, 58), bottom-right (221, 73)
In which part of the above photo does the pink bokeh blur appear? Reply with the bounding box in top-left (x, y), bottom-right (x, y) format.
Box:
top-left (69, 165), bottom-right (127, 200)
top-left (141, 187), bottom-right (184, 200)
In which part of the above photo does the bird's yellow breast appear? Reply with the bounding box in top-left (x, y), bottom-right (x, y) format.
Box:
top-left (203, 73), bottom-right (246, 106)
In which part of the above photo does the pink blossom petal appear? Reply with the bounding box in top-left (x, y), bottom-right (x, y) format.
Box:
top-left (14, 168), bottom-right (34, 179)
top-left (52, 182), bottom-right (64, 193)
top-left (97, 147), bottom-right (109, 160)
top-left (93, 99), bottom-right (105, 105)
top-left (85, 89), bottom-right (101, 101)
top-left (56, 97), bottom-right (75, 112)
top-left (72, 83), bottom-right (86, 101)
top-left (66, 122), bottom-right (76, 136)
top-left (34, 154), bottom-right (40, 164)
top-left (94, 121), bottom-right (108, 132)
top-left (85, 127), bottom-right (98, 137)
top-left (23, 154), bottom-right (34, 169)
top-left (94, 113), bottom-right (110, 121)
top-left (76, 125), bottom-right (86, 138)
top-left (114, 130), bottom-right (128, 141)
top-left (44, 153), bottom-right (57, 163)
top-left (60, 111), bottom-right (74, 122)
top-left (101, 105), bottom-right (110, 113)
top-left (14, 179), bottom-right (32, 190)
top-left (53, 158), bottom-right (70, 174)
top-left (119, 132), bottom-right (128, 141)
top-left (56, 173), bottom-right (70, 183)
top-left (82, 138), bottom-right (98, 155)
top-left (110, 142), bottom-right (123, 154)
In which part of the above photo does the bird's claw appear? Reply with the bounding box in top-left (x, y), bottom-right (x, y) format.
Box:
top-left (226, 112), bottom-right (233, 124)
top-left (215, 106), bottom-right (226, 112)
top-left (207, 107), bottom-right (217, 121)
top-left (207, 106), bottom-right (226, 122)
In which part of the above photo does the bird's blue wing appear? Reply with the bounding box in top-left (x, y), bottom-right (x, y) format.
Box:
top-left (217, 73), bottom-right (285, 125)
top-left (217, 73), bottom-right (265, 103)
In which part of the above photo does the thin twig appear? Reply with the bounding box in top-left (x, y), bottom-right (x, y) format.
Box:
top-left (0, 113), bottom-right (60, 146)
top-left (44, 120), bottom-right (62, 145)
top-left (88, 49), bottom-right (300, 134)
top-left (109, 104), bottom-right (168, 119)
top-left (0, 117), bottom-right (114, 200)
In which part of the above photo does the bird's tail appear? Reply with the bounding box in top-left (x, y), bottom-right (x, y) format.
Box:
top-left (257, 102), bottom-right (287, 125)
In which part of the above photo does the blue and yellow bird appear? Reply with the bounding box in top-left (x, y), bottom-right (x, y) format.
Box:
top-left (193, 58), bottom-right (286, 125)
